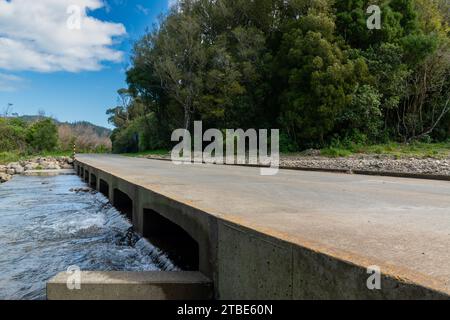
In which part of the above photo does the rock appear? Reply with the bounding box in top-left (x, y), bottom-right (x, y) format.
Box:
top-left (24, 163), bottom-right (39, 171)
top-left (40, 161), bottom-right (60, 170)
top-left (6, 169), bottom-right (15, 175)
top-left (0, 173), bottom-right (12, 183)
top-left (6, 162), bottom-right (20, 169)
top-left (60, 164), bottom-right (74, 169)
top-left (70, 187), bottom-right (92, 193)
top-left (280, 154), bottom-right (450, 177)
top-left (46, 163), bottom-right (61, 170)
top-left (7, 162), bottom-right (25, 174)
top-left (0, 165), bottom-right (6, 173)
top-left (13, 165), bottom-right (24, 174)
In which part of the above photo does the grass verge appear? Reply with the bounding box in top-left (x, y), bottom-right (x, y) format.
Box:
top-left (119, 142), bottom-right (450, 160)
top-left (320, 141), bottom-right (450, 158)
top-left (121, 149), bottom-right (170, 158)
top-left (0, 151), bottom-right (73, 165)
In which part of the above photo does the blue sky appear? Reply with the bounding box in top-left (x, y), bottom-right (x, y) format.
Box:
top-left (0, 0), bottom-right (171, 128)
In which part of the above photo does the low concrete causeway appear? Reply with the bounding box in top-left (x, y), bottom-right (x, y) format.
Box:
top-left (49, 154), bottom-right (450, 299)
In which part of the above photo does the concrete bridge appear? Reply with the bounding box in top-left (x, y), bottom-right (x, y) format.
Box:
top-left (49, 154), bottom-right (450, 299)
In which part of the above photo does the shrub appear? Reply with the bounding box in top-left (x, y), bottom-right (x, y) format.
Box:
top-left (26, 119), bottom-right (58, 152)
top-left (0, 118), bottom-right (28, 152)
top-left (111, 114), bottom-right (169, 153)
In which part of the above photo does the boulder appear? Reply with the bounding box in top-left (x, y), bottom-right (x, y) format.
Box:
top-left (6, 169), bottom-right (15, 175)
top-left (7, 162), bottom-right (20, 169)
top-left (7, 162), bottom-right (24, 174)
top-left (0, 165), bottom-right (6, 173)
top-left (44, 163), bottom-right (61, 170)
top-left (12, 165), bottom-right (24, 174)
top-left (24, 163), bottom-right (39, 171)
top-left (0, 173), bottom-right (12, 183)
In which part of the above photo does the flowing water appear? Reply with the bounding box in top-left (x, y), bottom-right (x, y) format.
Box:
top-left (0, 174), bottom-right (178, 300)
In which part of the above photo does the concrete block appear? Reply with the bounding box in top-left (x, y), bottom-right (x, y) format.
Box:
top-left (47, 271), bottom-right (213, 300)
top-left (292, 247), bottom-right (449, 300)
top-left (217, 222), bottom-right (293, 299)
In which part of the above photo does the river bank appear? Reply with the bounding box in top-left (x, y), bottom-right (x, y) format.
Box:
top-left (0, 156), bottom-right (74, 183)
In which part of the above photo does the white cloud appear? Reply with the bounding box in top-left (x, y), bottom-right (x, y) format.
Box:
top-left (0, 73), bottom-right (24, 92)
top-left (136, 4), bottom-right (150, 15)
top-left (0, 0), bottom-right (126, 73)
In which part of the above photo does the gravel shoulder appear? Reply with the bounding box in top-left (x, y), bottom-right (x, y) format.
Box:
top-left (280, 155), bottom-right (450, 177)
top-left (142, 154), bottom-right (450, 178)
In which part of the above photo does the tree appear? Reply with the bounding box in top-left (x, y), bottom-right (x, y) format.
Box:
top-left (107, 0), bottom-right (450, 153)
top-left (276, 8), bottom-right (373, 147)
top-left (153, 10), bottom-right (207, 131)
top-left (0, 117), bottom-right (27, 152)
top-left (26, 119), bottom-right (58, 152)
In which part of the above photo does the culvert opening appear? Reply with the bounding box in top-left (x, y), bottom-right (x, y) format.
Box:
top-left (84, 170), bottom-right (89, 183)
top-left (80, 168), bottom-right (84, 178)
top-left (143, 209), bottom-right (199, 271)
top-left (90, 174), bottom-right (97, 189)
top-left (113, 189), bottom-right (133, 222)
top-left (99, 179), bottom-right (109, 198)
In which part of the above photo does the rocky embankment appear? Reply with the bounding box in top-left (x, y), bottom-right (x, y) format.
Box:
top-left (0, 157), bottom-right (74, 183)
top-left (281, 155), bottom-right (450, 176)
top-left (144, 153), bottom-right (450, 177)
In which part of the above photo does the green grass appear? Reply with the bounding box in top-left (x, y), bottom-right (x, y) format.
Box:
top-left (320, 141), bottom-right (450, 158)
top-left (118, 141), bottom-right (450, 159)
top-left (0, 150), bottom-right (73, 165)
top-left (122, 149), bottom-right (170, 157)
top-left (119, 143), bottom-right (450, 160)
top-left (0, 152), bottom-right (21, 165)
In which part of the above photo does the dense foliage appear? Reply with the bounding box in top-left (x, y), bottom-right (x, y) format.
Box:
top-left (26, 118), bottom-right (59, 152)
top-left (0, 116), bottom-right (111, 156)
top-left (108, 0), bottom-right (450, 152)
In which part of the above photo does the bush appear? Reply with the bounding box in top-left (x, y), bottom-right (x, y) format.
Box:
top-left (0, 118), bottom-right (28, 152)
top-left (279, 132), bottom-right (298, 153)
top-left (111, 114), bottom-right (169, 153)
top-left (0, 151), bottom-right (21, 165)
top-left (26, 119), bottom-right (58, 152)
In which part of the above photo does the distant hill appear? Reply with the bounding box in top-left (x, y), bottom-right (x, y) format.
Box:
top-left (58, 120), bottom-right (111, 138)
top-left (17, 116), bottom-right (111, 137)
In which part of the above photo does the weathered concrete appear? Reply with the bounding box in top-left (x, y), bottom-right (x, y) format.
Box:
top-left (74, 154), bottom-right (450, 300)
top-left (23, 169), bottom-right (75, 176)
top-left (47, 272), bottom-right (212, 300)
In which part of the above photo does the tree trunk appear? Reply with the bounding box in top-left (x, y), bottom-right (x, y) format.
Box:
top-left (184, 107), bottom-right (191, 132)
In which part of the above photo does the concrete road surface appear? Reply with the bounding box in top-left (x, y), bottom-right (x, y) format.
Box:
top-left (77, 154), bottom-right (450, 296)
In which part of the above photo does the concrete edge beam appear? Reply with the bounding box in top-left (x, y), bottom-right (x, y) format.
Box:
top-left (23, 169), bottom-right (76, 176)
top-left (47, 271), bottom-right (213, 300)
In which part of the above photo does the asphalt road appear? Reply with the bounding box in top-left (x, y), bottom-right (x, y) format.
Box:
top-left (77, 154), bottom-right (450, 295)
